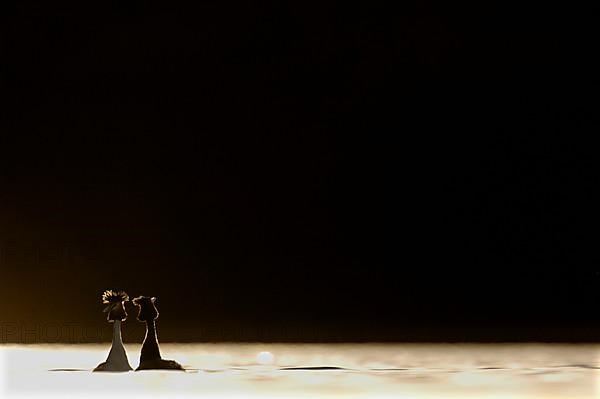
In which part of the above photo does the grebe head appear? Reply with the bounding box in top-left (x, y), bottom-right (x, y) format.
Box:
top-left (132, 296), bottom-right (159, 322)
top-left (101, 290), bottom-right (129, 322)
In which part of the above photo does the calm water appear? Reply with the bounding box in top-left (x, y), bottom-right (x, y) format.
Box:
top-left (1, 343), bottom-right (599, 398)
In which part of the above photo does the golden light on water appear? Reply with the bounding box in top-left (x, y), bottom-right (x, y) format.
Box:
top-left (1, 343), bottom-right (600, 398)
top-left (256, 351), bottom-right (275, 365)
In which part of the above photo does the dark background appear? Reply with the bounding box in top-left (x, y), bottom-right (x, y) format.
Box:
top-left (1, 2), bottom-right (600, 342)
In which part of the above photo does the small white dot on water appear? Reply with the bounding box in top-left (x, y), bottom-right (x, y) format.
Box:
top-left (257, 351), bottom-right (275, 365)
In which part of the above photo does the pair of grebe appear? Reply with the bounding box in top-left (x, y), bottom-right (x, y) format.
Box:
top-left (93, 290), bottom-right (183, 372)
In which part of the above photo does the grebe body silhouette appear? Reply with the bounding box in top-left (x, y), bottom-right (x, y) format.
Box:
top-left (133, 296), bottom-right (184, 370)
top-left (93, 290), bottom-right (133, 372)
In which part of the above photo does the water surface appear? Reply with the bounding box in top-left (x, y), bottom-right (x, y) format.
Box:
top-left (1, 343), bottom-right (599, 398)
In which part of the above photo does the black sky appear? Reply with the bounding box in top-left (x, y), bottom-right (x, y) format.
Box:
top-left (1, 2), bottom-right (600, 342)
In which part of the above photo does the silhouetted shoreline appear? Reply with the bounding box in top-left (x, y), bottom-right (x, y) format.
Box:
top-left (3, 322), bottom-right (600, 344)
